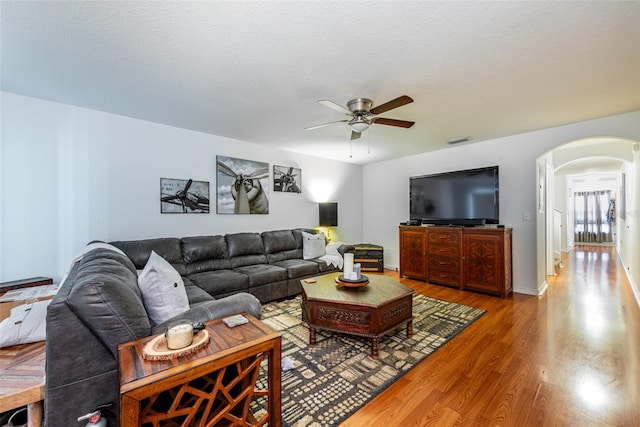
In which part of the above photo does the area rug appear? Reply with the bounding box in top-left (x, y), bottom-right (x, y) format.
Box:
top-left (251, 294), bottom-right (485, 427)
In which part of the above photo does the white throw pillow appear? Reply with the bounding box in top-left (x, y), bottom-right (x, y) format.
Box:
top-left (0, 300), bottom-right (50, 348)
top-left (302, 231), bottom-right (326, 259)
top-left (137, 251), bottom-right (190, 325)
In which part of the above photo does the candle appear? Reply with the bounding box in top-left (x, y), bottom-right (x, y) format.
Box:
top-left (166, 322), bottom-right (193, 349)
top-left (353, 263), bottom-right (361, 280)
top-left (344, 253), bottom-right (354, 277)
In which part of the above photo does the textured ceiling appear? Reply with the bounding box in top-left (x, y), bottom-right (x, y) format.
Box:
top-left (2, 1), bottom-right (639, 164)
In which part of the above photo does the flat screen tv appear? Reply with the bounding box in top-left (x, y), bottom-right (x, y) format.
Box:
top-left (410, 166), bottom-right (499, 226)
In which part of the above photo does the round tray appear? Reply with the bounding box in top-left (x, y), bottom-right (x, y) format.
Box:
top-left (335, 274), bottom-right (369, 287)
top-left (142, 329), bottom-right (210, 361)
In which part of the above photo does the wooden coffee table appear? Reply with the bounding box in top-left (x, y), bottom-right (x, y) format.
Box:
top-left (301, 273), bottom-right (415, 358)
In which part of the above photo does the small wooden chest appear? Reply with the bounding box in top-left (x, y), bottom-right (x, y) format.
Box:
top-left (353, 244), bottom-right (384, 272)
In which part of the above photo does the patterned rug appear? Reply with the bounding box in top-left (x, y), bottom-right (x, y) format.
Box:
top-left (251, 294), bottom-right (485, 427)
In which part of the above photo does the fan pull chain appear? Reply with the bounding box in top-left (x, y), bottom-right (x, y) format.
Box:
top-left (349, 139), bottom-right (353, 158)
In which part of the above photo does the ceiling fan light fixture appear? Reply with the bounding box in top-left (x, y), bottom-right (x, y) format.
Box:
top-left (350, 118), bottom-right (369, 133)
top-left (309, 95), bottom-right (414, 137)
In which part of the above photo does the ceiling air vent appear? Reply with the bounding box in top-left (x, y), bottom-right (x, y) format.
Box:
top-left (447, 136), bottom-right (470, 145)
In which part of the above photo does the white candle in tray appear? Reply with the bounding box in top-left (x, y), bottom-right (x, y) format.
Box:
top-left (344, 253), bottom-right (354, 277)
top-left (166, 322), bottom-right (193, 349)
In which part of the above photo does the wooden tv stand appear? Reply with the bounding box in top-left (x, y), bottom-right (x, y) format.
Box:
top-left (399, 225), bottom-right (512, 298)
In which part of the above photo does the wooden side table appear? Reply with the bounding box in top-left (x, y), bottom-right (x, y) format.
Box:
top-left (0, 277), bottom-right (52, 294)
top-left (0, 341), bottom-right (46, 427)
top-left (118, 314), bottom-right (281, 427)
top-left (0, 277), bottom-right (54, 321)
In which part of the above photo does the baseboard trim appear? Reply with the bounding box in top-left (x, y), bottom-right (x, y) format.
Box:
top-left (513, 282), bottom-right (546, 296)
top-left (618, 253), bottom-right (640, 310)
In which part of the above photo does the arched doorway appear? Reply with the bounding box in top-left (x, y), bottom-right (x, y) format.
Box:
top-left (536, 137), bottom-right (639, 301)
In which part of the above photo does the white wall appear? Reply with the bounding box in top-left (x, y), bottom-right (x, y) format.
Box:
top-left (362, 111), bottom-right (640, 295)
top-left (2, 91), bottom-right (638, 295)
top-left (619, 152), bottom-right (639, 302)
top-left (553, 175), bottom-right (569, 251)
top-left (0, 92), bottom-right (364, 282)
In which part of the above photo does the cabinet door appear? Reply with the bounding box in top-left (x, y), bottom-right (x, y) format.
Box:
top-left (463, 233), bottom-right (503, 294)
top-left (400, 229), bottom-right (426, 279)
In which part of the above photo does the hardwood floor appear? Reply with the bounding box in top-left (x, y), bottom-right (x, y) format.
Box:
top-left (340, 245), bottom-right (640, 426)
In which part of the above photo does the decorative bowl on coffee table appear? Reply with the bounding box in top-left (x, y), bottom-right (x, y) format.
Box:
top-left (335, 275), bottom-right (369, 287)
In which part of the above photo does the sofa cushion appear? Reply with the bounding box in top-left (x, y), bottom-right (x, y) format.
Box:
top-left (307, 258), bottom-right (338, 273)
top-left (188, 269), bottom-right (250, 295)
top-left (137, 251), bottom-right (190, 325)
top-left (270, 259), bottom-right (320, 279)
top-left (302, 231), bottom-right (326, 259)
top-left (0, 300), bottom-right (50, 348)
top-left (182, 235), bottom-right (232, 275)
top-left (183, 277), bottom-right (215, 305)
top-left (262, 230), bottom-right (301, 263)
top-left (262, 230), bottom-right (297, 253)
top-left (111, 238), bottom-right (186, 276)
top-left (226, 233), bottom-right (268, 268)
top-left (294, 228), bottom-right (326, 245)
top-left (67, 249), bottom-right (150, 357)
top-left (233, 264), bottom-right (288, 287)
top-left (226, 232), bottom-right (265, 257)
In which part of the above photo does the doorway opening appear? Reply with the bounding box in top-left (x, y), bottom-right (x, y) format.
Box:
top-left (537, 137), bottom-right (635, 291)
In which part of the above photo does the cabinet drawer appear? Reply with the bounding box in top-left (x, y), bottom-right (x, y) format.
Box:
top-left (427, 231), bottom-right (461, 245)
top-left (428, 270), bottom-right (460, 286)
top-left (428, 255), bottom-right (461, 271)
top-left (428, 244), bottom-right (460, 257)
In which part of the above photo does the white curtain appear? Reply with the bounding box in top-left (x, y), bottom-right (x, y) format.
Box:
top-left (574, 190), bottom-right (613, 243)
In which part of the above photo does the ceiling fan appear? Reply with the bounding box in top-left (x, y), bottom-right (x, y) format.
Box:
top-left (305, 95), bottom-right (415, 140)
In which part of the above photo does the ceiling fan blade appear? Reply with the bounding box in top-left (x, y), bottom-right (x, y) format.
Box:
top-left (351, 130), bottom-right (361, 140)
top-left (374, 117), bottom-right (415, 128)
top-left (370, 95), bottom-right (413, 115)
top-left (318, 100), bottom-right (351, 115)
top-left (305, 120), bottom-right (348, 131)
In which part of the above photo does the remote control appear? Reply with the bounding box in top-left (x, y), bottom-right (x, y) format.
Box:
top-left (223, 314), bottom-right (249, 327)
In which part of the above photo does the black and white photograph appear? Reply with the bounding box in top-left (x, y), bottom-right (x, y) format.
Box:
top-left (160, 178), bottom-right (210, 213)
top-left (216, 156), bottom-right (269, 214)
top-left (273, 165), bottom-right (301, 193)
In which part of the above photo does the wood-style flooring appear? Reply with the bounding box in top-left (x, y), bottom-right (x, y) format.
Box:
top-left (340, 245), bottom-right (640, 426)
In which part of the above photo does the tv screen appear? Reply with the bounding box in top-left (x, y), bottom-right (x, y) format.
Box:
top-left (410, 166), bottom-right (499, 225)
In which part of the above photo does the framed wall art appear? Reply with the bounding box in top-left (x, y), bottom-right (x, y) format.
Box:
top-left (273, 165), bottom-right (301, 193)
top-left (216, 155), bottom-right (269, 214)
top-left (160, 178), bottom-right (210, 213)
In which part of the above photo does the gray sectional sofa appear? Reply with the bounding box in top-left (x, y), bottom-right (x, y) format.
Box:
top-left (45, 228), bottom-right (352, 426)
top-left (111, 228), bottom-right (351, 303)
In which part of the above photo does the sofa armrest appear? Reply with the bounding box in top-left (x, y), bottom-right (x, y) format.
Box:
top-left (151, 293), bottom-right (262, 335)
top-left (338, 244), bottom-right (355, 256)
